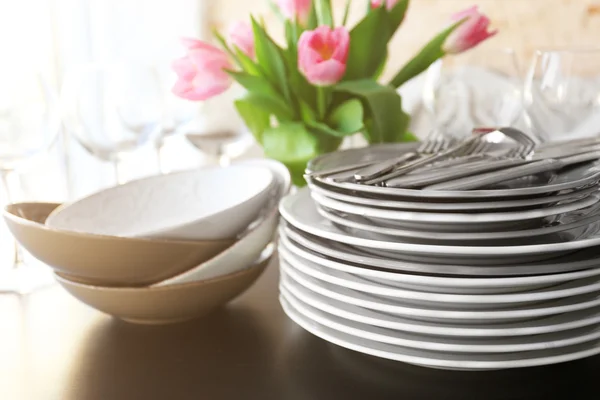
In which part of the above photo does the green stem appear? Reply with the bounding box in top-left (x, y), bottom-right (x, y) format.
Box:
top-left (317, 86), bottom-right (327, 120)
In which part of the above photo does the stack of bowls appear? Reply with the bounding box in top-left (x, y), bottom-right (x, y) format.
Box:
top-left (277, 143), bottom-right (600, 370)
top-left (4, 159), bottom-right (290, 324)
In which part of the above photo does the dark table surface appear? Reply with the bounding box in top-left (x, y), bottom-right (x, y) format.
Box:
top-left (1, 260), bottom-right (600, 400)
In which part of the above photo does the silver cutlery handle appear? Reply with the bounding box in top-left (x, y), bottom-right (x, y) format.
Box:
top-left (354, 152), bottom-right (416, 181)
top-left (365, 137), bottom-right (480, 185)
top-left (426, 159), bottom-right (565, 191)
top-left (386, 159), bottom-right (531, 188)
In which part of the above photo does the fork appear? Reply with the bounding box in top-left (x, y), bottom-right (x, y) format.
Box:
top-left (361, 135), bottom-right (490, 185)
top-left (361, 127), bottom-right (535, 185)
top-left (384, 143), bottom-right (533, 188)
top-left (353, 135), bottom-right (452, 182)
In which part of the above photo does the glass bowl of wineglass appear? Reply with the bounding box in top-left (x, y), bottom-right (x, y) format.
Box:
top-left (0, 69), bottom-right (60, 293)
top-left (183, 95), bottom-right (254, 167)
top-left (61, 62), bottom-right (164, 184)
top-left (524, 48), bottom-right (600, 143)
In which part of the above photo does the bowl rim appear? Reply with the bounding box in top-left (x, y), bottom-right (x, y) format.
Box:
top-left (54, 251), bottom-right (273, 292)
top-left (45, 164), bottom-right (274, 237)
top-left (3, 202), bottom-right (235, 247)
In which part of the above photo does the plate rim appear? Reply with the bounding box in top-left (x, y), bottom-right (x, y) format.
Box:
top-left (281, 225), bottom-right (600, 277)
top-left (279, 232), bottom-right (600, 289)
top-left (280, 188), bottom-right (600, 257)
top-left (280, 262), bottom-right (600, 324)
top-left (281, 287), bottom-right (600, 354)
top-left (308, 181), bottom-right (600, 211)
top-left (280, 248), bottom-right (600, 305)
top-left (308, 144), bottom-right (600, 199)
top-left (311, 190), bottom-right (600, 224)
top-left (280, 293), bottom-right (600, 370)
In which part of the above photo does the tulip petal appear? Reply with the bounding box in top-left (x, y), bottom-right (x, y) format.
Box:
top-left (331, 27), bottom-right (350, 63)
top-left (452, 5), bottom-right (479, 20)
top-left (304, 59), bottom-right (346, 86)
top-left (171, 57), bottom-right (196, 80)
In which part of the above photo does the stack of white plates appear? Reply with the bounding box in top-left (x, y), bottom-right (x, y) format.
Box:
top-left (277, 144), bottom-right (600, 370)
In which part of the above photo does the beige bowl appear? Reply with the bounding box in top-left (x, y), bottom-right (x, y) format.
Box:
top-left (3, 203), bottom-right (234, 287)
top-left (54, 250), bottom-right (272, 324)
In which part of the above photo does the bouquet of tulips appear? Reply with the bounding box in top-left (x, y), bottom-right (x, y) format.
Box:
top-left (172, 0), bottom-right (496, 185)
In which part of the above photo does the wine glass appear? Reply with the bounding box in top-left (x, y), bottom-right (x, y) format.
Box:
top-left (154, 63), bottom-right (200, 174)
top-left (0, 69), bottom-right (60, 294)
top-left (524, 48), bottom-right (600, 143)
top-left (61, 63), bottom-right (163, 184)
top-left (183, 97), bottom-right (254, 167)
top-left (423, 47), bottom-right (524, 143)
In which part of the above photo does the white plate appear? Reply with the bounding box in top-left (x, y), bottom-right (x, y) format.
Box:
top-left (308, 181), bottom-right (599, 212)
top-left (280, 293), bottom-right (600, 370)
top-left (317, 204), bottom-right (600, 245)
top-left (47, 165), bottom-right (274, 240)
top-left (279, 234), bottom-right (600, 293)
top-left (311, 190), bottom-right (599, 226)
top-left (281, 286), bottom-right (600, 354)
top-left (279, 251), bottom-right (600, 307)
top-left (280, 262), bottom-right (600, 324)
top-left (282, 225), bottom-right (600, 276)
top-left (308, 143), bottom-right (600, 199)
top-left (280, 188), bottom-right (600, 259)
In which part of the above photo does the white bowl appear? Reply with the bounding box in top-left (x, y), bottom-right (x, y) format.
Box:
top-left (46, 165), bottom-right (274, 241)
top-left (153, 158), bottom-right (291, 285)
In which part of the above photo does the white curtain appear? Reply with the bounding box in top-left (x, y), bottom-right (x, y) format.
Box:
top-left (0, 0), bottom-right (211, 201)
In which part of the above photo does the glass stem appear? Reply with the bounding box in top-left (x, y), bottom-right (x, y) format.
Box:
top-left (156, 141), bottom-right (166, 174)
top-left (0, 170), bottom-right (24, 268)
top-left (113, 158), bottom-right (125, 185)
top-left (217, 145), bottom-right (230, 167)
top-left (61, 128), bottom-right (74, 200)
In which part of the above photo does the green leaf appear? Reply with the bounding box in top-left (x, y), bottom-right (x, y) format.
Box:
top-left (341, 0), bottom-right (352, 26)
top-left (315, 0), bottom-right (333, 27)
top-left (400, 131), bottom-right (419, 142)
top-left (328, 99), bottom-right (364, 134)
top-left (307, 3), bottom-right (319, 29)
top-left (213, 29), bottom-right (240, 66)
top-left (263, 122), bottom-right (320, 163)
top-left (388, 18), bottom-right (466, 88)
top-left (261, 122), bottom-right (343, 186)
top-left (234, 96), bottom-right (271, 144)
top-left (387, 0), bottom-right (409, 35)
top-left (227, 70), bottom-right (279, 98)
top-left (227, 71), bottom-right (293, 119)
top-left (281, 20), bottom-right (316, 111)
top-left (228, 75), bottom-right (294, 121)
top-left (268, 0), bottom-right (285, 21)
top-left (344, 6), bottom-right (391, 80)
top-left (306, 121), bottom-right (355, 138)
top-left (284, 20), bottom-right (298, 68)
top-left (233, 47), bottom-right (262, 76)
top-left (334, 80), bottom-right (410, 143)
top-left (251, 17), bottom-right (292, 103)
top-left (299, 99), bottom-right (318, 122)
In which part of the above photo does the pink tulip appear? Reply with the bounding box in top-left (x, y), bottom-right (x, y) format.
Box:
top-left (370, 0), bottom-right (399, 10)
top-left (298, 26), bottom-right (350, 86)
top-left (171, 37), bottom-right (233, 101)
top-left (443, 6), bottom-right (497, 54)
top-left (277, 0), bottom-right (312, 26)
top-left (228, 21), bottom-right (255, 58)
